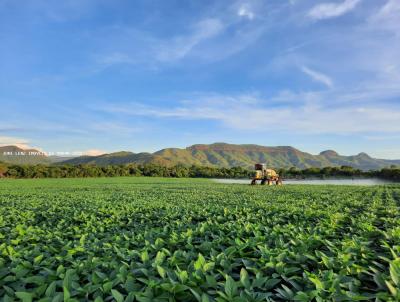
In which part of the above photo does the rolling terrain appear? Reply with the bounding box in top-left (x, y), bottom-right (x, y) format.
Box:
top-left (60, 143), bottom-right (400, 170)
top-left (2, 143), bottom-right (400, 170)
top-left (0, 145), bottom-right (50, 165)
top-left (0, 146), bottom-right (75, 165)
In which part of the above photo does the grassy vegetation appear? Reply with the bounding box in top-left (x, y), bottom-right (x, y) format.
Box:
top-left (0, 177), bottom-right (400, 301)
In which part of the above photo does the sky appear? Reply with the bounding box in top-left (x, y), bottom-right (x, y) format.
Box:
top-left (0, 0), bottom-right (400, 158)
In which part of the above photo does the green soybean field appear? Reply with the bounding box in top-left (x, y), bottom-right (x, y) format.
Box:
top-left (0, 177), bottom-right (400, 302)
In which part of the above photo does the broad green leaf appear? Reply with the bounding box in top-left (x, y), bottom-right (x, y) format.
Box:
top-left (225, 276), bottom-right (237, 298)
top-left (189, 288), bottom-right (201, 302)
top-left (103, 281), bottom-right (114, 293)
top-left (34, 254), bottom-right (44, 264)
top-left (63, 286), bottom-right (70, 301)
top-left (45, 281), bottom-right (57, 297)
top-left (240, 268), bottom-right (250, 289)
top-left (111, 289), bottom-right (124, 302)
top-left (194, 253), bottom-right (206, 270)
top-left (178, 270), bottom-right (188, 283)
top-left (264, 278), bottom-right (280, 290)
top-left (155, 251), bottom-right (165, 265)
top-left (309, 276), bottom-right (324, 291)
top-left (141, 250), bottom-right (149, 263)
top-left (157, 265), bottom-right (166, 278)
top-left (385, 281), bottom-right (398, 297)
top-left (201, 293), bottom-right (210, 302)
top-left (294, 292), bottom-right (310, 301)
top-left (15, 292), bottom-right (33, 302)
top-left (390, 259), bottom-right (400, 286)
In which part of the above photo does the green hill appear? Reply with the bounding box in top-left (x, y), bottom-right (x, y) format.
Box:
top-left (0, 146), bottom-right (50, 165)
top-left (2, 143), bottom-right (399, 170)
top-left (60, 143), bottom-right (400, 170)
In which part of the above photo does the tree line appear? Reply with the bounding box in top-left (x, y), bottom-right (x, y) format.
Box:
top-left (0, 163), bottom-right (252, 179)
top-left (0, 162), bottom-right (399, 181)
top-left (278, 165), bottom-right (400, 181)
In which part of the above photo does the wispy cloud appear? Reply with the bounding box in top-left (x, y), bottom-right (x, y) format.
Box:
top-left (308, 0), bottom-right (362, 20)
top-left (94, 1), bottom-right (278, 70)
top-left (89, 122), bottom-right (142, 135)
top-left (156, 18), bottom-right (224, 62)
top-left (301, 66), bottom-right (333, 88)
top-left (81, 149), bottom-right (106, 156)
top-left (364, 134), bottom-right (400, 141)
top-left (363, 147), bottom-right (400, 160)
top-left (98, 91), bottom-right (400, 135)
top-left (95, 18), bottom-right (226, 69)
top-left (97, 52), bottom-right (137, 66)
top-left (3, 1), bottom-right (400, 158)
top-left (0, 135), bottom-right (32, 149)
top-left (369, 0), bottom-right (400, 35)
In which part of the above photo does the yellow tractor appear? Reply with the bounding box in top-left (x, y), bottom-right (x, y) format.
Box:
top-left (251, 163), bottom-right (282, 185)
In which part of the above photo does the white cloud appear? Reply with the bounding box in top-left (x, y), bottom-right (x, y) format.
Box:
top-left (301, 66), bottom-right (333, 88)
top-left (0, 136), bottom-right (31, 149)
top-left (82, 149), bottom-right (106, 156)
top-left (308, 0), bottom-right (362, 20)
top-left (237, 5), bottom-right (255, 20)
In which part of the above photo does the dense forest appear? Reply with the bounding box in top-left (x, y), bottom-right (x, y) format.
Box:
top-left (0, 163), bottom-right (250, 179)
top-left (0, 162), bottom-right (399, 181)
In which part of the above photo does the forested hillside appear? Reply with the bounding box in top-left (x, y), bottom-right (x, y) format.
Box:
top-left (61, 143), bottom-right (400, 170)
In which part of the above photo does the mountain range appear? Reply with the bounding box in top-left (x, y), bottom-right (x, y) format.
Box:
top-left (0, 145), bottom-right (50, 165)
top-left (1, 143), bottom-right (399, 170)
top-left (0, 146), bottom-right (70, 165)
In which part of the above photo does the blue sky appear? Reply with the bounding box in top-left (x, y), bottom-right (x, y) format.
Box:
top-left (1, 0), bottom-right (400, 158)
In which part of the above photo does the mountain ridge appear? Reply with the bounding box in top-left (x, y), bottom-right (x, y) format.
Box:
top-left (2, 143), bottom-right (399, 170)
top-left (59, 143), bottom-right (400, 170)
top-left (0, 145), bottom-right (50, 165)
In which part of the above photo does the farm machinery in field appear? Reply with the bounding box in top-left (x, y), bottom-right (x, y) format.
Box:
top-left (251, 163), bottom-right (282, 185)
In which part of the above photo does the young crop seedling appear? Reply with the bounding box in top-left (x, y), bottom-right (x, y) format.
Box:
top-left (0, 177), bottom-right (399, 301)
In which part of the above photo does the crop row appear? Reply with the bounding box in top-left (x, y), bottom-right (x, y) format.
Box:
top-left (0, 178), bottom-right (399, 301)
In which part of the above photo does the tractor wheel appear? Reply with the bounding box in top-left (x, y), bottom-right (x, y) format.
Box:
top-left (251, 179), bottom-right (257, 185)
top-left (261, 179), bottom-right (266, 185)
